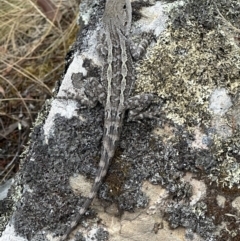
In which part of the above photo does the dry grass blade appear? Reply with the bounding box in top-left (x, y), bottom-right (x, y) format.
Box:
top-left (214, 2), bottom-right (240, 33)
top-left (0, 74), bottom-right (32, 122)
top-left (29, 0), bottom-right (63, 26)
top-left (0, 0), bottom-right (80, 182)
top-left (1, 59), bottom-right (53, 95)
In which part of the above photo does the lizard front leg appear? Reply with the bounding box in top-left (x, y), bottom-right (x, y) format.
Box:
top-left (130, 31), bottom-right (155, 60)
top-left (125, 31), bottom-right (158, 120)
top-left (61, 76), bottom-right (106, 108)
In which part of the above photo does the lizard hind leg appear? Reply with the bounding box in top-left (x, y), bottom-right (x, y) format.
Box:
top-left (125, 93), bottom-right (159, 121)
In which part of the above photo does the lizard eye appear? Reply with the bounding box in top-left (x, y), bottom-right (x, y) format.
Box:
top-left (123, 4), bottom-right (126, 9)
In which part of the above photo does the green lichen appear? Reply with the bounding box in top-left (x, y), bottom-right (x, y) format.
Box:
top-left (136, 1), bottom-right (240, 127)
top-left (136, 0), bottom-right (240, 188)
top-left (220, 159), bottom-right (240, 188)
top-left (136, 1), bottom-right (240, 239)
top-left (209, 132), bottom-right (240, 190)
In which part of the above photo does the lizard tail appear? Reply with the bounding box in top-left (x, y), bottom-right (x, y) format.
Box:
top-left (60, 124), bottom-right (118, 240)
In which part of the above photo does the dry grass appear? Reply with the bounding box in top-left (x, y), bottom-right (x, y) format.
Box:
top-left (0, 0), bottom-right (80, 183)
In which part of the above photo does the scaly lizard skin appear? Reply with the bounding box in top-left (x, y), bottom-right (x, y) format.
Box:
top-left (60, 0), bottom-right (154, 240)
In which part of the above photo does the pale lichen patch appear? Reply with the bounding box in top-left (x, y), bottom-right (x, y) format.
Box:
top-left (136, 10), bottom-right (240, 127)
top-left (216, 195), bottom-right (226, 208)
top-left (209, 88), bottom-right (232, 116)
top-left (152, 124), bottom-right (175, 144)
top-left (191, 129), bottom-right (208, 150)
top-left (183, 173), bottom-right (207, 205)
top-left (232, 196), bottom-right (240, 215)
top-left (219, 158), bottom-right (240, 189)
top-left (69, 174), bottom-right (92, 197)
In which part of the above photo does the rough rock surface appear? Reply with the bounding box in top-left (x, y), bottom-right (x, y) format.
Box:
top-left (1, 0), bottom-right (240, 241)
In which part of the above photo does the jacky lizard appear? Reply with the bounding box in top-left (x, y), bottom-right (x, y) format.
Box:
top-left (60, 0), bottom-right (154, 240)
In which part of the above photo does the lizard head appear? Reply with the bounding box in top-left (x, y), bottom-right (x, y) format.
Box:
top-left (103, 0), bottom-right (132, 36)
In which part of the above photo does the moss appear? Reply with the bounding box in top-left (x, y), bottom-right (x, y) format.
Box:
top-left (104, 153), bottom-right (131, 198)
